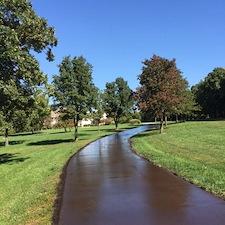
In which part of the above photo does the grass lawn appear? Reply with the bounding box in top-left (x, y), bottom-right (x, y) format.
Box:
top-left (132, 121), bottom-right (225, 199)
top-left (0, 124), bottom-right (132, 225)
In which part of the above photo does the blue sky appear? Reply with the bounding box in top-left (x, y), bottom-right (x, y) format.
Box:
top-left (32, 0), bottom-right (225, 90)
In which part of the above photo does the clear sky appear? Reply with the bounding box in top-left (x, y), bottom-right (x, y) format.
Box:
top-left (32, 0), bottom-right (225, 90)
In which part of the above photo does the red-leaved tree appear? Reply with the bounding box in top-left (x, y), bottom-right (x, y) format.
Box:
top-left (137, 55), bottom-right (187, 133)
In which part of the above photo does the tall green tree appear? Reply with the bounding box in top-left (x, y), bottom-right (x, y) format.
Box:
top-left (9, 89), bottom-right (50, 133)
top-left (192, 68), bottom-right (225, 119)
top-left (0, 0), bottom-right (57, 145)
top-left (26, 89), bottom-right (50, 133)
top-left (103, 77), bottom-right (133, 129)
top-left (137, 55), bottom-right (187, 133)
top-left (53, 56), bottom-right (97, 141)
top-left (91, 90), bottom-right (104, 129)
top-left (172, 89), bottom-right (199, 122)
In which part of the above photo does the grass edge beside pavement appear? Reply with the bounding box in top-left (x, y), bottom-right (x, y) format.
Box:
top-left (131, 121), bottom-right (225, 200)
top-left (0, 124), bottom-right (135, 225)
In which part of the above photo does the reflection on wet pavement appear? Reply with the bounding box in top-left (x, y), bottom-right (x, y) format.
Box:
top-left (59, 125), bottom-right (225, 225)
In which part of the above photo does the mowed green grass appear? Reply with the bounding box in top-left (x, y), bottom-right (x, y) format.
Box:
top-left (0, 124), bottom-right (132, 225)
top-left (132, 121), bottom-right (225, 199)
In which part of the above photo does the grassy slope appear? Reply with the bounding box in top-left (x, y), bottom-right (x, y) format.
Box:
top-left (0, 124), bottom-right (132, 225)
top-left (132, 121), bottom-right (225, 199)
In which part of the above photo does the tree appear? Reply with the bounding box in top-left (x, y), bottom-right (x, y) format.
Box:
top-left (103, 77), bottom-right (133, 129)
top-left (58, 113), bottom-right (72, 133)
top-left (172, 89), bottom-right (199, 122)
top-left (0, 0), bottom-right (57, 145)
top-left (0, 89), bottom-right (50, 134)
top-left (53, 56), bottom-right (97, 141)
top-left (192, 68), bottom-right (225, 119)
top-left (137, 55), bottom-right (187, 133)
top-left (91, 90), bottom-right (104, 131)
top-left (26, 89), bottom-right (50, 133)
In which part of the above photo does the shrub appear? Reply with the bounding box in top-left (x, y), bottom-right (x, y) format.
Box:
top-left (132, 112), bottom-right (142, 120)
top-left (120, 115), bottom-right (132, 124)
top-left (129, 119), bottom-right (141, 125)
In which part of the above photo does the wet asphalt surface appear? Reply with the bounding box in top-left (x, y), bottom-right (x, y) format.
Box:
top-left (58, 125), bottom-right (225, 225)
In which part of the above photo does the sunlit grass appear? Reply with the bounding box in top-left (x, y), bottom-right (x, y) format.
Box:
top-left (0, 124), bottom-right (132, 225)
top-left (132, 121), bottom-right (225, 199)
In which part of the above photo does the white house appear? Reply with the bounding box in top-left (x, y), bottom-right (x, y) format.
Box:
top-left (78, 118), bottom-right (93, 127)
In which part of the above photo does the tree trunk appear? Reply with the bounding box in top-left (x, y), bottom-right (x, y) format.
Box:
top-left (155, 117), bottom-right (157, 123)
top-left (64, 127), bottom-right (67, 133)
top-left (73, 115), bottom-right (79, 141)
top-left (5, 128), bottom-right (9, 147)
top-left (115, 119), bottom-right (118, 130)
top-left (176, 114), bottom-right (179, 123)
top-left (164, 115), bottom-right (168, 127)
top-left (74, 125), bottom-right (78, 141)
top-left (98, 121), bottom-right (100, 135)
top-left (160, 118), bottom-right (164, 134)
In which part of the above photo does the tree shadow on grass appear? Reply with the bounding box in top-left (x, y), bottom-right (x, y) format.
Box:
top-left (50, 131), bottom-right (88, 137)
top-left (49, 131), bottom-right (69, 135)
top-left (0, 153), bottom-right (29, 165)
top-left (27, 139), bottom-right (74, 146)
top-left (0, 140), bottom-right (25, 147)
top-left (10, 131), bottom-right (42, 137)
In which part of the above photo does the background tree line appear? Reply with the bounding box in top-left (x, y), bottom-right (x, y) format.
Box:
top-left (192, 68), bottom-right (225, 119)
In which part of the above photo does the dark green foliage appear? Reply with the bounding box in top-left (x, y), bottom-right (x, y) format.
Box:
top-left (103, 77), bottom-right (134, 129)
top-left (57, 113), bottom-right (73, 132)
top-left (0, 0), bottom-right (57, 145)
top-left (119, 111), bottom-right (141, 124)
top-left (173, 89), bottom-right (200, 121)
top-left (119, 115), bottom-right (132, 124)
top-left (192, 68), bottom-right (225, 119)
top-left (53, 56), bottom-right (97, 140)
top-left (132, 112), bottom-right (142, 120)
top-left (26, 90), bottom-right (50, 133)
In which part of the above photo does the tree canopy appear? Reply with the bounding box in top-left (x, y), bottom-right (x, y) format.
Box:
top-left (137, 55), bottom-right (188, 132)
top-left (192, 68), bottom-right (225, 119)
top-left (103, 77), bottom-right (133, 129)
top-left (0, 0), bottom-right (57, 145)
top-left (53, 56), bottom-right (97, 140)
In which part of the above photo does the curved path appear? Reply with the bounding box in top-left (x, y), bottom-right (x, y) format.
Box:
top-left (59, 125), bottom-right (225, 225)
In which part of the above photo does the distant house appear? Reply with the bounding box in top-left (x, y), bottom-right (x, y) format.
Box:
top-left (50, 110), bottom-right (60, 127)
top-left (43, 110), bottom-right (60, 129)
top-left (78, 113), bottom-right (108, 127)
top-left (45, 110), bottom-right (108, 128)
top-left (78, 118), bottom-right (93, 127)
top-left (102, 113), bottom-right (107, 120)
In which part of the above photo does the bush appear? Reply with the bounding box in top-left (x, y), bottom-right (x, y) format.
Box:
top-left (129, 119), bottom-right (141, 125)
top-left (132, 112), bottom-right (142, 120)
top-left (120, 115), bottom-right (132, 124)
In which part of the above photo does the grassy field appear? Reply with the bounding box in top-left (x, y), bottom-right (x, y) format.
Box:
top-left (0, 124), bottom-right (132, 225)
top-left (132, 121), bottom-right (225, 199)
